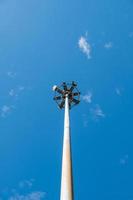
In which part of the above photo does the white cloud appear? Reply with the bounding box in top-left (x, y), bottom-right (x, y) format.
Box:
top-left (82, 92), bottom-right (92, 103)
top-left (0, 179), bottom-right (46, 200)
top-left (82, 105), bottom-right (105, 126)
top-left (94, 105), bottom-right (105, 117)
top-left (9, 89), bottom-right (16, 97)
top-left (115, 87), bottom-right (124, 96)
top-left (19, 180), bottom-right (35, 189)
top-left (90, 105), bottom-right (105, 120)
top-left (78, 36), bottom-right (92, 59)
top-left (9, 86), bottom-right (25, 98)
top-left (120, 154), bottom-right (129, 165)
top-left (104, 42), bottom-right (113, 49)
top-left (129, 32), bottom-right (133, 38)
top-left (115, 88), bottom-right (121, 96)
top-left (18, 86), bottom-right (25, 91)
top-left (8, 191), bottom-right (45, 200)
top-left (1, 105), bottom-right (14, 118)
top-left (82, 114), bottom-right (89, 127)
top-left (7, 72), bottom-right (16, 78)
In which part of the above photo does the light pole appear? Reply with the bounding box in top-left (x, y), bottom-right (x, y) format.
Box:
top-left (53, 82), bottom-right (80, 200)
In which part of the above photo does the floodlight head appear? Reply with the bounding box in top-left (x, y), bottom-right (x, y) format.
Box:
top-left (72, 81), bottom-right (77, 87)
top-left (52, 85), bottom-right (57, 91)
top-left (53, 81), bottom-right (80, 109)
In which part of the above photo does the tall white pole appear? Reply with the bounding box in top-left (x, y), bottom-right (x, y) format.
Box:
top-left (60, 95), bottom-right (73, 200)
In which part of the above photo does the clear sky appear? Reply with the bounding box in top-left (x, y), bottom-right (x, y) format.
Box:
top-left (0, 0), bottom-right (133, 199)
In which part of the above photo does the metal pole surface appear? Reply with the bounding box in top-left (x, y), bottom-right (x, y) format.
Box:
top-left (60, 95), bottom-right (73, 200)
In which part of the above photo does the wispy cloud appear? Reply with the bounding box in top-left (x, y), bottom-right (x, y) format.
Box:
top-left (104, 42), bottom-right (113, 49)
top-left (129, 32), bottom-right (133, 38)
top-left (82, 104), bottom-right (105, 126)
top-left (120, 154), bottom-right (129, 165)
top-left (7, 72), bottom-right (17, 78)
top-left (0, 179), bottom-right (46, 200)
top-left (82, 114), bottom-right (89, 127)
top-left (19, 179), bottom-right (35, 189)
top-left (18, 86), bottom-right (25, 91)
top-left (9, 89), bottom-right (16, 97)
top-left (9, 86), bottom-right (25, 98)
top-left (90, 104), bottom-right (105, 120)
top-left (115, 87), bottom-right (124, 96)
top-left (115, 88), bottom-right (121, 96)
top-left (8, 191), bottom-right (45, 200)
top-left (78, 36), bottom-right (92, 59)
top-left (82, 92), bottom-right (92, 103)
top-left (1, 85), bottom-right (27, 118)
top-left (1, 105), bottom-right (14, 118)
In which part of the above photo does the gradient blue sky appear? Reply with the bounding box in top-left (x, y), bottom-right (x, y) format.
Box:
top-left (0, 0), bottom-right (133, 199)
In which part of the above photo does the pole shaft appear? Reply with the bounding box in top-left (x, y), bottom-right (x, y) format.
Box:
top-left (60, 96), bottom-right (73, 200)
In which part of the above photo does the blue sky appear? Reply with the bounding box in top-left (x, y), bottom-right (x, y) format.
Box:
top-left (0, 0), bottom-right (133, 199)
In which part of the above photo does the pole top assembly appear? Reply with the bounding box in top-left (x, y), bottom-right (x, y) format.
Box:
top-left (53, 81), bottom-right (80, 109)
